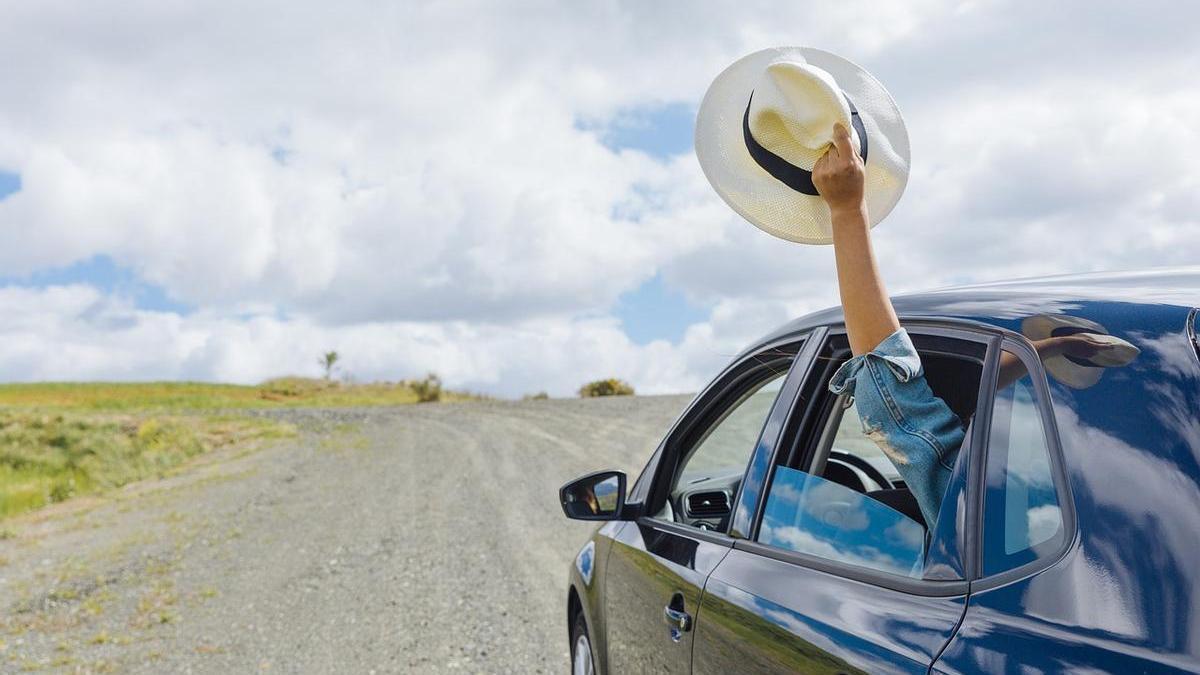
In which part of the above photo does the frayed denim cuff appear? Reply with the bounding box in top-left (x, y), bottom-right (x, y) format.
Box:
top-left (828, 328), bottom-right (923, 395)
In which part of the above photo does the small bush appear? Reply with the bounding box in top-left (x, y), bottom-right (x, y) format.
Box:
top-left (409, 373), bottom-right (443, 403)
top-left (523, 392), bottom-right (550, 401)
top-left (578, 378), bottom-right (635, 398)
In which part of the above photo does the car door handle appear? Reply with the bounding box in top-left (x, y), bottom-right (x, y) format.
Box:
top-left (663, 606), bottom-right (692, 633)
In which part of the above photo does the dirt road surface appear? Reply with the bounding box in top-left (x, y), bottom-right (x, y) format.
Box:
top-left (0, 395), bottom-right (691, 674)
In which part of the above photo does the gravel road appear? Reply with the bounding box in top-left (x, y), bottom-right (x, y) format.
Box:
top-left (0, 395), bottom-right (691, 674)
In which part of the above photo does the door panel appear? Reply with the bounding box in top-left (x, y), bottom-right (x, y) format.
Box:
top-left (603, 519), bottom-right (731, 674)
top-left (693, 548), bottom-right (966, 675)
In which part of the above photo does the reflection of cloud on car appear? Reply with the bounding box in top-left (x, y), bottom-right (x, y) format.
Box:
top-left (576, 540), bottom-right (595, 587)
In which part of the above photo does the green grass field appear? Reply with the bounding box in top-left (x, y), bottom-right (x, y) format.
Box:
top-left (0, 378), bottom-right (478, 521)
top-left (0, 377), bottom-right (478, 412)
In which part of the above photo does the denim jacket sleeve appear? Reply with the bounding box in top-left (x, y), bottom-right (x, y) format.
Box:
top-left (828, 328), bottom-right (966, 529)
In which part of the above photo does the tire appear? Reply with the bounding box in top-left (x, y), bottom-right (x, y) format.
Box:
top-left (571, 611), bottom-right (595, 675)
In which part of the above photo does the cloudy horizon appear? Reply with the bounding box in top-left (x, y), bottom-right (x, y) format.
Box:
top-left (1, 0), bottom-right (1197, 397)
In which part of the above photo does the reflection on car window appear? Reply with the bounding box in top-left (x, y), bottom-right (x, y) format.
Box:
top-left (983, 349), bottom-right (1064, 575)
top-left (677, 372), bottom-right (786, 484)
top-left (759, 467), bottom-right (926, 577)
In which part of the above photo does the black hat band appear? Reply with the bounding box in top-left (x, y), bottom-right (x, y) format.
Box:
top-left (742, 92), bottom-right (868, 196)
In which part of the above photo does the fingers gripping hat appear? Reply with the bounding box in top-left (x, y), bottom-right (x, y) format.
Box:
top-left (695, 47), bottom-right (910, 244)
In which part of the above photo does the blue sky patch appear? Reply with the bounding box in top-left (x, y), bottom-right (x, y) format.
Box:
top-left (1, 254), bottom-right (192, 314)
top-left (581, 101), bottom-right (695, 159)
top-left (590, 105), bottom-right (706, 345)
top-left (0, 170), bottom-right (21, 201)
top-left (615, 274), bottom-right (709, 345)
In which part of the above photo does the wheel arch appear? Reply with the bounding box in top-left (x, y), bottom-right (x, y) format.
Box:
top-left (567, 584), bottom-right (583, 641)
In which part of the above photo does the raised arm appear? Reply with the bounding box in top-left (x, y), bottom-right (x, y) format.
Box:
top-left (813, 123), bottom-right (899, 356)
top-left (815, 124), bottom-right (964, 528)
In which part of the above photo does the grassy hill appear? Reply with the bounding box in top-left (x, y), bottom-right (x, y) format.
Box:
top-left (0, 378), bottom-right (478, 521)
top-left (0, 377), bottom-right (478, 412)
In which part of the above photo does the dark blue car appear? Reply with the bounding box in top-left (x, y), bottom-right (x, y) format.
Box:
top-left (560, 268), bottom-right (1200, 674)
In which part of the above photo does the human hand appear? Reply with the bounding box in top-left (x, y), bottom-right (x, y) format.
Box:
top-left (1038, 333), bottom-right (1110, 360)
top-left (813, 122), bottom-right (865, 215)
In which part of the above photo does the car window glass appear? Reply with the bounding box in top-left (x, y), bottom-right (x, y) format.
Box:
top-left (760, 466), bottom-right (925, 577)
top-left (678, 373), bottom-right (785, 482)
top-left (754, 390), bottom-right (934, 579)
top-left (664, 370), bottom-right (787, 528)
top-left (982, 348), bottom-right (1064, 575)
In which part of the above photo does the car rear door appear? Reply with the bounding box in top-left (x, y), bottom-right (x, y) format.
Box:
top-left (690, 325), bottom-right (992, 674)
top-left (934, 323), bottom-right (1200, 673)
top-left (602, 334), bottom-right (818, 674)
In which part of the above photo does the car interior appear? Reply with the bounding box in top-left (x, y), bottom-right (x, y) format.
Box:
top-left (808, 350), bottom-right (982, 530)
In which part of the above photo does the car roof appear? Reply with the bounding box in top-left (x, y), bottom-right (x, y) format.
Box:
top-left (752, 266), bottom-right (1200, 350)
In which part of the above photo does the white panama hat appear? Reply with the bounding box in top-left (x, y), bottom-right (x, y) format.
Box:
top-left (1021, 315), bottom-right (1141, 390)
top-left (695, 47), bottom-right (910, 244)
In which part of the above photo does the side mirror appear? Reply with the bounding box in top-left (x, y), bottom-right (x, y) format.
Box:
top-left (559, 470), bottom-right (626, 521)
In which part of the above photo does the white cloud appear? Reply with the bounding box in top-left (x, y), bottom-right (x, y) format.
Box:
top-left (0, 284), bottom-right (735, 396)
top-left (0, 1), bottom-right (1196, 394)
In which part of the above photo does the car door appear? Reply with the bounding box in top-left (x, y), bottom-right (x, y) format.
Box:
top-left (603, 334), bottom-right (817, 674)
top-left (930, 331), bottom-right (1200, 673)
top-left (690, 325), bottom-right (992, 674)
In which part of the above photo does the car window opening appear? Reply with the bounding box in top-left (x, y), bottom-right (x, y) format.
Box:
top-left (758, 332), bottom-right (985, 580)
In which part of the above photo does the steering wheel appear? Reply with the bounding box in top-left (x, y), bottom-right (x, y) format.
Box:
top-left (828, 450), bottom-right (894, 491)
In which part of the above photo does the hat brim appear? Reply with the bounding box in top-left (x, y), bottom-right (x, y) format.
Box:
top-left (695, 47), bottom-right (910, 245)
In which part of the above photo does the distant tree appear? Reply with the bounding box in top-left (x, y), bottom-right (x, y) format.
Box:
top-left (523, 391), bottom-right (550, 401)
top-left (319, 351), bottom-right (340, 380)
top-left (578, 378), bottom-right (635, 398)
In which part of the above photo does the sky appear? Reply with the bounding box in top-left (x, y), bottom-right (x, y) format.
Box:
top-left (0, 0), bottom-right (1197, 397)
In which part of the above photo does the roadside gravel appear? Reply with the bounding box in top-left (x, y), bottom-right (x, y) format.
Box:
top-left (0, 395), bottom-right (690, 674)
